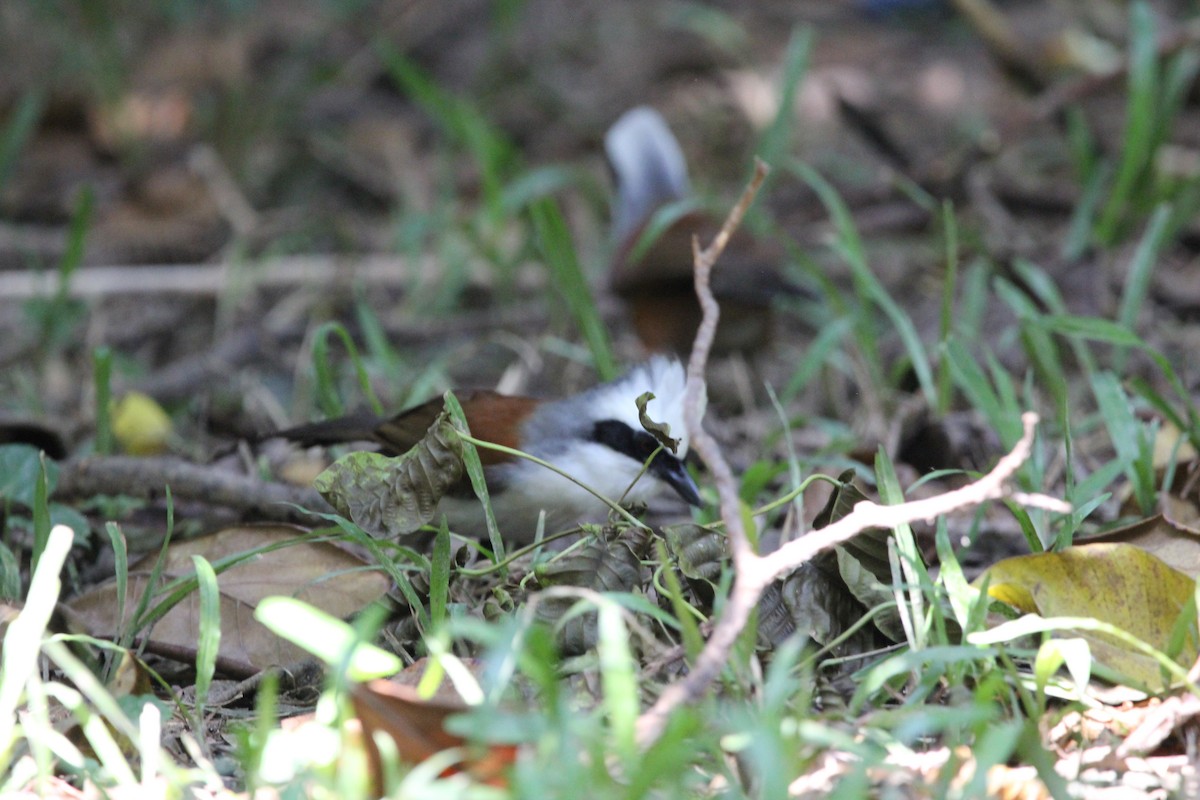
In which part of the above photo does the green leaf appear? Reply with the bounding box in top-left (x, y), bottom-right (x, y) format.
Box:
top-left (0, 444), bottom-right (58, 509)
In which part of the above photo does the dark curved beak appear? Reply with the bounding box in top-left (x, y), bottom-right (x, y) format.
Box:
top-left (654, 455), bottom-right (702, 507)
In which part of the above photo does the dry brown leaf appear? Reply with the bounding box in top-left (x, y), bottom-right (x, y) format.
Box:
top-left (350, 661), bottom-right (517, 790)
top-left (65, 523), bottom-right (390, 677)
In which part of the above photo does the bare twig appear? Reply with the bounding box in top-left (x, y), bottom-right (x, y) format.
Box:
top-left (635, 156), bottom-right (1066, 748)
top-left (684, 158), bottom-right (771, 568)
top-left (55, 455), bottom-right (333, 525)
top-left (638, 160), bottom-right (770, 746)
top-left (0, 254), bottom-right (432, 299)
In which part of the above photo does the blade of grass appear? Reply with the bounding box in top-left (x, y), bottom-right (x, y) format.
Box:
top-left (937, 200), bottom-right (959, 416)
top-left (993, 277), bottom-right (1068, 412)
top-left (102, 522), bottom-right (127, 680)
top-left (430, 515), bottom-right (451, 628)
top-left (1094, 1), bottom-right (1158, 243)
top-left (1091, 371), bottom-right (1156, 513)
top-left (126, 489), bottom-right (176, 652)
top-left (1040, 313), bottom-right (1198, 441)
top-left (1114, 204), bottom-right (1170, 371)
top-left (353, 292), bottom-right (405, 388)
top-left (1061, 162), bottom-right (1109, 261)
top-left (597, 598), bottom-right (639, 767)
top-left (190, 555), bottom-right (221, 730)
top-left (311, 321), bottom-right (383, 418)
top-left (944, 337), bottom-right (1022, 447)
top-left (780, 316), bottom-right (853, 403)
top-left (444, 390), bottom-right (507, 566)
top-left (376, 40), bottom-right (516, 221)
top-left (0, 542), bottom-right (19, 601)
top-left (876, 447), bottom-right (932, 651)
top-left (30, 454), bottom-right (52, 579)
top-left (1009, 259), bottom-right (1097, 381)
top-left (93, 346), bottom-right (114, 455)
top-left (756, 26), bottom-right (812, 194)
top-left (0, 525), bottom-right (74, 768)
top-left (792, 161), bottom-right (936, 406)
top-left (0, 91), bottom-right (42, 190)
top-left (655, 541), bottom-right (705, 661)
top-left (530, 197), bottom-right (616, 380)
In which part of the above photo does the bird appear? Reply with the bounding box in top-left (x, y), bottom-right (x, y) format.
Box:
top-left (606, 106), bottom-right (800, 356)
top-left (270, 357), bottom-right (703, 544)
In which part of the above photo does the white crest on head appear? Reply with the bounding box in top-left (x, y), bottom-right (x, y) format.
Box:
top-left (605, 106), bottom-right (691, 244)
top-left (498, 357), bottom-right (704, 539)
top-left (585, 356), bottom-right (696, 457)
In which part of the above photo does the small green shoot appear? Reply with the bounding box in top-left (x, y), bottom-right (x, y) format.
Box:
top-left (93, 346), bottom-right (114, 455)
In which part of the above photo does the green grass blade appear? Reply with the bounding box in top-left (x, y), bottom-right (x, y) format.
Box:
top-left (1061, 161), bottom-right (1109, 261)
top-left (59, 185), bottom-right (93, 294)
top-left (31, 454), bottom-right (52, 579)
top-left (780, 316), bottom-right (853, 403)
top-left (530, 196), bottom-right (616, 380)
top-left (430, 515), bottom-right (451, 628)
top-left (937, 200), bottom-right (959, 416)
top-left (1094, 1), bottom-right (1158, 243)
top-left (0, 525), bottom-right (73, 769)
top-left (1091, 371), bottom-right (1155, 512)
top-left (103, 522), bottom-right (128, 671)
top-left (0, 91), bottom-right (42, 191)
top-left (190, 555), bottom-right (221, 724)
top-left (757, 26), bottom-right (812, 189)
top-left (792, 161), bottom-right (936, 406)
top-left (444, 390), bottom-right (506, 565)
top-left (597, 598), bottom-right (639, 766)
top-left (1114, 204), bottom-right (1170, 370)
top-left (993, 277), bottom-right (1068, 411)
top-left (0, 542), bottom-right (19, 601)
top-left (93, 346), bottom-right (114, 455)
top-left (310, 321), bottom-right (383, 418)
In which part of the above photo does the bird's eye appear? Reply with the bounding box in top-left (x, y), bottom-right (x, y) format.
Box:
top-left (635, 433), bottom-right (659, 457)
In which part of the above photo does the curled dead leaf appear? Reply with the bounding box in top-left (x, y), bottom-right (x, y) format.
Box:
top-left (534, 527), bottom-right (650, 655)
top-left (635, 391), bottom-right (681, 454)
top-left (314, 410), bottom-right (464, 538)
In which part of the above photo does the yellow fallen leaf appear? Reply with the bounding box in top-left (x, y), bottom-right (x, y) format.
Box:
top-left (975, 543), bottom-right (1198, 689)
top-left (112, 391), bottom-right (173, 455)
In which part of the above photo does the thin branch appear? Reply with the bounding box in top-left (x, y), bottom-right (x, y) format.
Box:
top-left (637, 410), bottom-right (1054, 746)
top-left (684, 158), bottom-right (770, 568)
top-left (756, 412), bottom-right (1048, 583)
top-left (54, 455), bottom-right (332, 525)
top-left (638, 155), bottom-right (1063, 747)
top-left (640, 160), bottom-right (770, 746)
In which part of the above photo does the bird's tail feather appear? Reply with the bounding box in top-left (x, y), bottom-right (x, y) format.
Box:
top-left (605, 106), bottom-right (691, 243)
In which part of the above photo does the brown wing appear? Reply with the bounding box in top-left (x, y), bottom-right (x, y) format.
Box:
top-left (275, 391), bottom-right (540, 466)
top-left (374, 391), bottom-right (540, 466)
